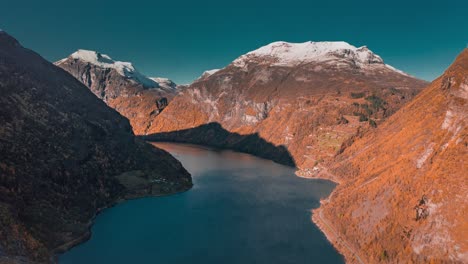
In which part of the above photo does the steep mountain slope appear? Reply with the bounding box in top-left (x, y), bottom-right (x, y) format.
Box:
top-left (0, 32), bottom-right (191, 263)
top-left (315, 49), bottom-right (468, 263)
top-left (55, 50), bottom-right (178, 133)
top-left (145, 41), bottom-right (428, 175)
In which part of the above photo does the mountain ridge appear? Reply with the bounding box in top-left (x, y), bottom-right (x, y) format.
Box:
top-left (315, 48), bottom-right (467, 263)
top-left (55, 49), bottom-right (178, 94)
top-left (0, 31), bottom-right (192, 263)
top-left (56, 50), bottom-right (180, 134)
top-left (232, 41), bottom-right (410, 76)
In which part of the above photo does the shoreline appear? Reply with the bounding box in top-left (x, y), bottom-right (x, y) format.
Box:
top-left (311, 193), bottom-right (365, 264)
top-left (298, 164), bottom-right (361, 263)
top-left (153, 141), bottom-right (353, 263)
top-left (51, 185), bottom-right (193, 262)
top-left (52, 142), bottom-right (351, 264)
top-left (144, 138), bottom-right (297, 168)
top-left (295, 167), bottom-right (343, 184)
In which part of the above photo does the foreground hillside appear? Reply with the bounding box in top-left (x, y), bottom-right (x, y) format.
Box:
top-left (0, 31), bottom-right (192, 263)
top-left (315, 49), bottom-right (467, 263)
top-left (144, 41), bottom-right (428, 176)
top-left (55, 50), bottom-right (179, 134)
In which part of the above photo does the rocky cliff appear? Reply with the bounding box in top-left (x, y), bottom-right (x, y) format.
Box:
top-left (315, 49), bottom-right (468, 263)
top-left (55, 50), bottom-right (178, 134)
top-left (0, 32), bottom-right (192, 263)
top-left (144, 41), bottom-right (428, 175)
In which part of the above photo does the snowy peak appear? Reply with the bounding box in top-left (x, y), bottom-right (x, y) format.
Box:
top-left (149, 77), bottom-right (178, 91)
top-left (233, 41), bottom-right (386, 68)
top-left (68, 49), bottom-right (137, 75)
top-left (70, 49), bottom-right (115, 65)
top-left (57, 49), bottom-right (157, 88)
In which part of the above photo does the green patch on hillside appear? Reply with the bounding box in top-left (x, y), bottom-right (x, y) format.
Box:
top-left (365, 95), bottom-right (387, 110)
top-left (317, 132), bottom-right (348, 152)
top-left (350, 92), bottom-right (365, 98)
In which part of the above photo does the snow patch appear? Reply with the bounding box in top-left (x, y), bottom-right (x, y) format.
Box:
top-left (230, 41), bottom-right (413, 77)
top-left (149, 77), bottom-right (177, 91)
top-left (234, 41), bottom-right (383, 67)
top-left (65, 49), bottom-right (157, 88)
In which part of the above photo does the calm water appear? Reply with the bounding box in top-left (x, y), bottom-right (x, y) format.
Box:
top-left (60, 143), bottom-right (344, 264)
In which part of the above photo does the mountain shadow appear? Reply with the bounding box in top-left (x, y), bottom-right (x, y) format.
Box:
top-left (142, 122), bottom-right (296, 167)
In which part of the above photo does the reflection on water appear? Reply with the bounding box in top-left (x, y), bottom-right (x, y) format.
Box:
top-left (60, 143), bottom-right (344, 264)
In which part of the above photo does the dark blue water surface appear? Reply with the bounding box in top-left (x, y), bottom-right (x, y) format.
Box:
top-left (60, 143), bottom-right (344, 264)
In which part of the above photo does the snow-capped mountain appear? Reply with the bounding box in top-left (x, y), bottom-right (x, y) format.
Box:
top-left (149, 77), bottom-right (178, 92)
top-left (55, 49), bottom-right (179, 100)
top-left (144, 40), bottom-right (428, 167)
top-left (57, 49), bottom-right (158, 88)
top-left (233, 41), bottom-right (408, 75)
top-left (56, 49), bottom-right (179, 132)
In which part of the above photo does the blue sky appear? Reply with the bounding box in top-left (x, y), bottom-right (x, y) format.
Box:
top-left (2, 0), bottom-right (467, 84)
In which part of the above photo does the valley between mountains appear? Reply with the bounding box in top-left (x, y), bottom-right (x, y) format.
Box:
top-left (0, 29), bottom-right (466, 263)
top-left (57, 42), bottom-right (468, 263)
top-left (56, 41), bottom-right (467, 263)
